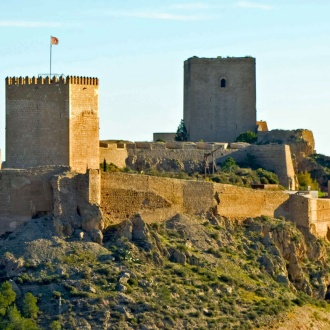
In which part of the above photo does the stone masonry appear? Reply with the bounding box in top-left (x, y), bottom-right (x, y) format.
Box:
top-left (101, 172), bottom-right (330, 239)
top-left (184, 57), bottom-right (256, 142)
top-left (5, 76), bottom-right (99, 173)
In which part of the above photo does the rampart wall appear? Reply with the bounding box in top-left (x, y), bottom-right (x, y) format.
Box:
top-left (100, 142), bottom-right (128, 168)
top-left (101, 172), bottom-right (289, 222)
top-left (101, 172), bottom-right (330, 238)
top-left (216, 144), bottom-right (297, 189)
top-left (0, 167), bottom-right (100, 235)
top-left (0, 166), bottom-right (68, 233)
top-left (100, 141), bottom-right (296, 188)
top-left (1, 168), bottom-right (330, 239)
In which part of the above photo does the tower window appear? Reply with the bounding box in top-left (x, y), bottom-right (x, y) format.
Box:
top-left (220, 78), bottom-right (226, 88)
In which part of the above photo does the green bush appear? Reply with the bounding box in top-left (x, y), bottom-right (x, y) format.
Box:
top-left (0, 281), bottom-right (16, 316)
top-left (222, 157), bottom-right (238, 172)
top-left (297, 172), bottom-right (319, 190)
top-left (235, 131), bottom-right (258, 144)
top-left (23, 292), bottom-right (39, 319)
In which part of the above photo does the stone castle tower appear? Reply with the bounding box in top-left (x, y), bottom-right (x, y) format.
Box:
top-left (184, 57), bottom-right (256, 142)
top-left (5, 76), bottom-right (99, 173)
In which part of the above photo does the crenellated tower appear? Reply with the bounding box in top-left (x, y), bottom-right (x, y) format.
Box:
top-left (5, 75), bottom-right (99, 172)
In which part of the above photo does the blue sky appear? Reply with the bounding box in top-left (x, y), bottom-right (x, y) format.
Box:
top-left (1, 0), bottom-right (330, 160)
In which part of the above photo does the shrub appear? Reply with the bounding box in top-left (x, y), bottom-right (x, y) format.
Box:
top-left (23, 292), bottom-right (39, 319)
top-left (297, 172), bottom-right (319, 190)
top-left (0, 281), bottom-right (16, 316)
top-left (235, 131), bottom-right (258, 144)
top-left (222, 157), bottom-right (238, 173)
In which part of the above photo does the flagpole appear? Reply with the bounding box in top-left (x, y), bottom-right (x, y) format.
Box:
top-left (50, 36), bottom-right (52, 77)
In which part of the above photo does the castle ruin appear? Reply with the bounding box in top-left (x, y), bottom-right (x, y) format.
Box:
top-left (1, 59), bottom-right (330, 240)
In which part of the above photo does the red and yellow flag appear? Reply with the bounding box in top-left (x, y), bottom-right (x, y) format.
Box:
top-left (51, 36), bottom-right (59, 45)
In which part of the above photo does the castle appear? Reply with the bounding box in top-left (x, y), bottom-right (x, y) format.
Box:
top-left (1, 58), bottom-right (330, 241)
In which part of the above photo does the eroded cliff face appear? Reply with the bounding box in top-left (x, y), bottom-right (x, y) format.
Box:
top-left (0, 212), bottom-right (330, 329)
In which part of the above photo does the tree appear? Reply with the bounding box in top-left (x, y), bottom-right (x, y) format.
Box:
top-left (5, 305), bottom-right (39, 330)
top-left (222, 157), bottom-right (237, 172)
top-left (175, 119), bottom-right (188, 142)
top-left (23, 292), bottom-right (39, 319)
top-left (0, 281), bottom-right (16, 317)
top-left (297, 172), bottom-right (318, 190)
top-left (235, 131), bottom-right (258, 144)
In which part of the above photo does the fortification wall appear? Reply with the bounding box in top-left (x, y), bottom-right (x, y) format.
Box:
top-left (47, 168), bottom-right (101, 237)
top-left (0, 166), bottom-right (68, 234)
top-left (310, 198), bottom-right (330, 237)
top-left (100, 143), bottom-right (128, 168)
top-left (0, 167), bottom-right (100, 235)
top-left (101, 172), bottom-right (290, 223)
top-left (216, 144), bottom-right (297, 189)
top-left (101, 172), bottom-right (330, 238)
top-left (101, 142), bottom-right (296, 189)
top-left (99, 141), bottom-right (296, 188)
top-left (213, 184), bottom-right (290, 219)
top-left (184, 57), bottom-right (256, 142)
top-left (153, 133), bottom-right (176, 142)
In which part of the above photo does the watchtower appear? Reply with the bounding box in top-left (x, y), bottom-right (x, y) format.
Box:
top-left (184, 56), bottom-right (256, 142)
top-left (5, 76), bottom-right (99, 173)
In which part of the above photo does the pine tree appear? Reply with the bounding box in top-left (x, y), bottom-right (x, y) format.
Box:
top-left (23, 292), bottom-right (39, 319)
top-left (0, 281), bottom-right (16, 317)
top-left (175, 119), bottom-right (188, 141)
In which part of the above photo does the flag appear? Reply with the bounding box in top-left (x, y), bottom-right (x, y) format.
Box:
top-left (51, 36), bottom-right (59, 45)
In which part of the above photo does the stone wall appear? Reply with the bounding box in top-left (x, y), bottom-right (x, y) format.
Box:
top-left (100, 142), bottom-right (128, 169)
top-left (0, 166), bottom-right (68, 234)
top-left (101, 141), bottom-right (296, 189)
top-left (51, 169), bottom-right (102, 235)
top-left (101, 172), bottom-right (330, 238)
top-left (184, 57), bottom-right (256, 142)
top-left (216, 144), bottom-right (297, 189)
top-left (0, 167), bottom-right (100, 235)
top-left (6, 77), bottom-right (70, 168)
top-left (5, 76), bottom-right (99, 173)
top-left (153, 133), bottom-right (176, 142)
top-left (310, 198), bottom-right (330, 238)
top-left (101, 172), bottom-right (290, 223)
top-left (257, 129), bottom-right (315, 172)
top-left (69, 82), bottom-right (99, 172)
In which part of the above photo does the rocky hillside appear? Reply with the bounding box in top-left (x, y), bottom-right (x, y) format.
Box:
top-left (0, 210), bottom-right (330, 329)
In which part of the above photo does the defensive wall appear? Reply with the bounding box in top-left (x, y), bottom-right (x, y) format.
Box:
top-left (0, 167), bottom-right (100, 235)
top-left (216, 144), bottom-right (297, 190)
top-left (101, 172), bottom-right (330, 238)
top-left (5, 76), bottom-right (99, 173)
top-left (99, 141), bottom-right (296, 189)
top-left (1, 167), bottom-right (330, 239)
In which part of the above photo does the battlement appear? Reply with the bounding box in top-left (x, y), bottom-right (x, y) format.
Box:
top-left (185, 56), bottom-right (255, 65)
top-left (6, 75), bottom-right (99, 86)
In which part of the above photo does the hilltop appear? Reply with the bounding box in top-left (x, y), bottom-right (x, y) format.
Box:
top-left (1, 210), bottom-right (330, 329)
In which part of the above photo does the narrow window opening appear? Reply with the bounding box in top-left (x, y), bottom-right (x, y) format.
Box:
top-left (220, 78), bottom-right (226, 88)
